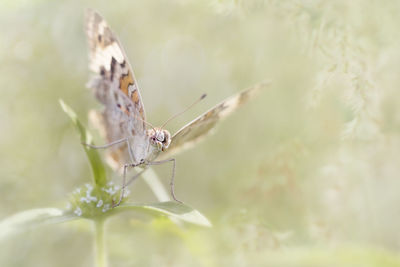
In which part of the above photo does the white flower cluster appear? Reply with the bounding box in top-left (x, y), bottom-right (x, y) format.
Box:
top-left (67, 182), bottom-right (131, 216)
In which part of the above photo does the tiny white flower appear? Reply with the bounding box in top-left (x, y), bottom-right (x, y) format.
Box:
top-left (74, 207), bottom-right (82, 216)
top-left (102, 204), bottom-right (110, 212)
top-left (80, 197), bottom-right (90, 203)
top-left (96, 199), bottom-right (103, 208)
top-left (87, 195), bottom-right (97, 202)
top-left (102, 186), bottom-right (118, 196)
top-left (85, 183), bottom-right (93, 190)
top-left (124, 189), bottom-right (131, 197)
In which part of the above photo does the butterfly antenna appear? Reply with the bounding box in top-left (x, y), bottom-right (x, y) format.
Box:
top-left (161, 94), bottom-right (207, 129)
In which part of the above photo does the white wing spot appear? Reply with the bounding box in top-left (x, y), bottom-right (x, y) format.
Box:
top-left (219, 97), bottom-right (240, 117)
top-left (104, 42), bottom-right (124, 63)
top-left (98, 21), bottom-right (107, 35)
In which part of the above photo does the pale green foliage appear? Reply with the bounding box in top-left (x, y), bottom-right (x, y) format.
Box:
top-left (1, 0), bottom-right (400, 266)
top-left (0, 101), bottom-right (211, 267)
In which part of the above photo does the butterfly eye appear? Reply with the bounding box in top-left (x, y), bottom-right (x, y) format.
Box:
top-left (156, 132), bottom-right (164, 142)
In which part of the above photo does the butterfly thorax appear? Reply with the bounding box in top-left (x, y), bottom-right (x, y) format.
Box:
top-left (128, 128), bottom-right (170, 165)
top-left (126, 128), bottom-right (170, 165)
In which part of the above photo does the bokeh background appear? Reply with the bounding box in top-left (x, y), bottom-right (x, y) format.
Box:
top-left (1, 0), bottom-right (400, 266)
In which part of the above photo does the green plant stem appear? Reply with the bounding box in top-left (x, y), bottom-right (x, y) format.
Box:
top-left (94, 219), bottom-right (107, 267)
top-left (142, 168), bottom-right (170, 201)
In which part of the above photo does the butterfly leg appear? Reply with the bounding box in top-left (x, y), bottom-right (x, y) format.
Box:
top-left (111, 140), bottom-right (145, 208)
top-left (82, 137), bottom-right (128, 149)
top-left (113, 167), bottom-right (148, 208)
top-left (147, 158), bottom-right (182, 203)
top-left (125, 167), bottom-right (148, 187)
top-left (112, 162), bottom-right (143, 208)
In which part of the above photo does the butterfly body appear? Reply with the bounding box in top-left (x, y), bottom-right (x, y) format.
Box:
top-left (101, 123), bottom-right (170, 166)
top-left (136, 128), bottom-right (171, 164)
top-left (127, 134), bottom-right (151, 166)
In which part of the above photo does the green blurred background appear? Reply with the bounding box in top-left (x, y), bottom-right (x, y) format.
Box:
top-left (1, 0), bottom-right (400, 266)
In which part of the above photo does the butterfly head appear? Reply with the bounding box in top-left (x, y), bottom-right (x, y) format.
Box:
top-left (148, 128), bottom-right (171, 152)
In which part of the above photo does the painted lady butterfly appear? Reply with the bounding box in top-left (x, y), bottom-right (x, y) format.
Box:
top-left (85, 9), bottom-right (269, 206)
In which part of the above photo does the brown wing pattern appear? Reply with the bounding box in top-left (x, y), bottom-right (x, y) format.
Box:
top-left (85, 9), bottom-right (146, 133)
top-left (85, 9), bottom-right (147, 168)
top-left (161, 82), bottom-right (269, 158)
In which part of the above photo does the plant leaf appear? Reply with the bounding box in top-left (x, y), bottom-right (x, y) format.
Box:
top-left (0, 208), bottom-right (78, 240)
top-left (60, 99), bottom-right (107, 187)
top-left (114, 201), bottom-right (212, 227)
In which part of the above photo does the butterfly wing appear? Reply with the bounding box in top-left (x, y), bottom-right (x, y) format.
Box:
top-left (85, 9), bottom-right (146, 168)
top-left (160, 82), bottom-right (269, 159)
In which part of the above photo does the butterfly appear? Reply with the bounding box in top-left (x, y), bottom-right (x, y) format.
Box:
top-left (85, 9), bottom-right (269, 206)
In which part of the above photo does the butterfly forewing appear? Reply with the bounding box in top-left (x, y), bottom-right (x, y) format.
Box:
top-left (86, 9), bottom-right (149, 167)
top-left (160, 82), bottom-right (269, 159)
top-left (86, 9), bottom-right (146, 129)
